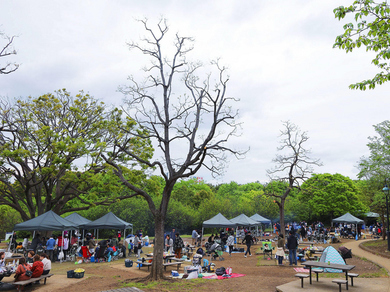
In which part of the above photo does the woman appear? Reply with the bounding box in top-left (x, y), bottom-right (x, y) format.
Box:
top-left (226, 232), bottom-right (235, 256)
top-left (14, 257), bottom-right (32, 289)
top-left (165, 235), bottom-right (173, 253)
top-left (31, 254), bottom-right (43, 278)
top-left (173, 233), bottom-right (184, 259)
top-left (26, 251), bottom-right (35, 264)
top-left (40, 253), bottom-right (51, 275)
top-left (276, 234), bottom-right (285, 266)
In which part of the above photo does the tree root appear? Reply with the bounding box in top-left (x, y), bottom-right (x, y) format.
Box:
top-left (123, 275), bottom-right (173, 283)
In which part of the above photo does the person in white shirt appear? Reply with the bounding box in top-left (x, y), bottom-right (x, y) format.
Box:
top-left (40, 253), bottom-right (52, 275)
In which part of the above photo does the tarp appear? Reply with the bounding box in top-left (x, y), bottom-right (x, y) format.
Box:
top-left (332, 212), bottom-right (364, 224)
top-left (83, 212), bottom-right (133, 230)
top-left (319, 246), bottom-right (345, 273)
top-left (250, 213), bottom-right (271, 224)
top-left (230, 214), bottom-right (259, 226)
top-left (365, 212), bottom-right (379, 218)
top-left (202, 213), bottom-right (236, 228)
top-left (64, 213), bottom-right (91, 228)
top-left (14, 210), bottom-right (77, 231)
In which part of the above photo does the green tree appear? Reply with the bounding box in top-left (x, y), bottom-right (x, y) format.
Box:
top-left (334, 1), bottom-right (390, 90)
top-left (103, 19), bottom-right (242, 280)
top-left (0, 90), bottom-right (152, 220)
top-left (299, 173), bottom-right (367, 221)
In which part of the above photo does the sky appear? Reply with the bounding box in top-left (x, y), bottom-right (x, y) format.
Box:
top-left (1, 0), bottom-right (389, 185)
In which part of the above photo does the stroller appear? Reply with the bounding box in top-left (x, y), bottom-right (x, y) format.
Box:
top-left (205, 239), bottom-right (224, 261)
top-left (338, 246), bottom-right (352, 262)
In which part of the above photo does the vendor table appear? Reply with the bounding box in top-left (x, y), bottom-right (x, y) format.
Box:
top-left (304, 261), bottom-right (355, 289)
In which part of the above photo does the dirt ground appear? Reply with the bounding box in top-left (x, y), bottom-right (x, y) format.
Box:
top-left (1, 236), bottom-right (384, 292)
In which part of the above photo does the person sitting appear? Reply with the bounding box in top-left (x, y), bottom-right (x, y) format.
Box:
top-left (16, 242), bottom-right (23, 249)
top-left (40, 253), bottom-right (51, 275)
top-left (31, 254), bottom-right (43, 283)
top-left (0, 252), bottom-right (5, 268)
top-left (105, 244), bottom-right (114, 257)
top-left (26, 251), bottom-right (35, 264)
top-left (14, 257), bottom-right (32, 290)
top-left (208, 234), bottom-right (214, 244)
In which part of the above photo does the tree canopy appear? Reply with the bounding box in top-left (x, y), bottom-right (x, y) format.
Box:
top-left (334, 0), bottom-right (390, 90)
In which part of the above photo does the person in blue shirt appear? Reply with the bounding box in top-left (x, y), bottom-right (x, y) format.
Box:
top-left (46, 235), bottom-right (56, 262)
top-left (105, 244), bottom-right (114, 257)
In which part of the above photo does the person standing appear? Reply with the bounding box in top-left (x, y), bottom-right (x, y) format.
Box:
top-left (173, 233), bottom-right (184, 258)
top-left (165, 235), bottom-right (173, 253)
top-left (170, 228), bottom-right (176, 241)
top-left (45, 235), bottom-right (56, 262)
top-left (226, 232), bottom-right (235, 256)
top-left (287, 230), bottom-right (298, 266)
top-left (276, 234), bottom-right (285, 265)
top-left (191, 229), bottom-right (198, 246)
top-left (133, 235), bottom-right (139, 258)
top-left (243, 231), bottom-right (254, 258)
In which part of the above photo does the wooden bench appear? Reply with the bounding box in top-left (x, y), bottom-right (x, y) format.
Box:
top-left (347, 273), bottom-right (359, 286)
top-left (295, 273), bottom-right (309, 288)
top-left (13, 273), bottom-right (54, 291)
top-left (332, 279), bottom-right (348, 292)
top-left (312, 268), bottom-right (323, 282)
top-left (163, 262), bottom-right (182, 271)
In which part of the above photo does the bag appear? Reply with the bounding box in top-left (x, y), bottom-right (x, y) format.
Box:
top-left (215, 267), bottom-right (226, 276)
top-left (125, 259), bottom-right (133, 267)
top-left (22, 264), bottom-right (32, 277)
top-left (226, 267), bottom-right (232, 275)
top-left (58, 251), bottom-right (64, 260)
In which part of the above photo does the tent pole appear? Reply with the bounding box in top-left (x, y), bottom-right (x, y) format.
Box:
top-left (201, 227), bottom-right (204, 247)
top-left (60, 230), bottom-right (64, 264)
top-left (8, 231), bottom-right (14, 253)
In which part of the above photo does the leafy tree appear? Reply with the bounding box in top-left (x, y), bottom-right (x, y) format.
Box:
top-left (0, 30), bottom-right (18, 74)
top-left (266, 121), bottom-right (322, 243)
top-left (0, 205), bottom-right (20, 238)
top-left (103, 19), bottom-right (242, 280)
top-left (334, 1), bottom-right (390, 90)
top-left (0, 90), bottom-right (152, 220)
top-left (299, 173), bottom-right (367, 221)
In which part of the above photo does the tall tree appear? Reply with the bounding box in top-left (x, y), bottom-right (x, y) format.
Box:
top-left (358, 120), bottom-right (390, 239)
top-left (266, 121), bottom-right (322, 242)
top-left (333, 1), bottom-right (390, 90)
top-left (0, 30), bottom-right (18, 74)
top-left (0, 90), bottom-right (152, 220)
top-left (299, 173), bottom-right (367, 221)
top-left (103, 19), bottom-right (242, 280)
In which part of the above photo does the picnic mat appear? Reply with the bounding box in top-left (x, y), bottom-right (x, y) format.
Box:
top-left (203, 273), bottom-right (246, 280)
top-left (294, 267), bottom-right (309, 273)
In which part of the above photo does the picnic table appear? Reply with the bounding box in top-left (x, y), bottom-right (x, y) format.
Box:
top-left (304, 261), bottom-right (355, 289)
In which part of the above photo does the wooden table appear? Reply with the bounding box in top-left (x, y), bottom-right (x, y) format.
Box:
top-left (304, 261), bottom-right (355, 289)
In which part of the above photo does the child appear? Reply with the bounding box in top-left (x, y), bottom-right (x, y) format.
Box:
top-left (128, 240), bottom-right (134, 256)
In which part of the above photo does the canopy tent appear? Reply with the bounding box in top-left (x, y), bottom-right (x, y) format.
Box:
top-left (83, 212), bottom-right (133, 240)
top-left (12, 210), bottom-right (77, 256)
top-left (202, 213), bottom-right (236, 228)
top-left (230, 214), bottom-right (259, 226)
top-left (201, 213), bottom-right (236, 244)
top-left (64, 213), bottom-right (91, 228)
top-left (365, 212), bottom-right (380, 218)
top-left (14, 210), bottom-right (77, 231)
top-left (332, 212), bottom-right (364, 224)
top-left (250, 213), bottom-right (272, 224)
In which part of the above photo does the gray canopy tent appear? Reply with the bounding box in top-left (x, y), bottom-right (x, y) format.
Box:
top-left (64, 212), bottom-right (92, 244)
top-left (332, 212), bottom-right (364, 224)
top-left (11, 210), bottom-right (77, 256)
top-left (201, 213), bottom-right (236, 243)
top-left (82, 212), bottom-right (133, 240)
top-left (250, 213), bottom-right (272, 236)
top-left (230, 214), bottom-right (259, 240)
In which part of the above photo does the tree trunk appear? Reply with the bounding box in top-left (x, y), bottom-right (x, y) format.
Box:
top-left (279, 198), bottom-right (286, 245)
top-left (149, 210), bottom-right (165, 280)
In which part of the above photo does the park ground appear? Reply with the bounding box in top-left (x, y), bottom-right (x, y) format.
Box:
top-left (1, 235), bottom-right (389, 291)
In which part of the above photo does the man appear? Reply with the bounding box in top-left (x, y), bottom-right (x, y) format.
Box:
top-left (133, 234), bottom-right (140, 258)
top-left (170, 228), bottom-right (176, 241)
top-left (46, 235), bottom-right (56, 262)
top-left (242, 231), bottom-right (254, 258)
top-left (191, 229), bottom-right (198, 245)
top-left (165, 235), bottom-right (173, 253)
top-left (286, 230), bottom-right (298, 266)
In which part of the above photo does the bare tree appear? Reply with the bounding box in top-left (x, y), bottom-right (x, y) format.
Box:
top-left (103, 19), bottom-right (243, 280)
top-left (0, 31), bottom-right (18, 74)
top-left (266, 121), bottom-right (322, 242)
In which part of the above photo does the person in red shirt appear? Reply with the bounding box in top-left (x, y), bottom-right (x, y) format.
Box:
top-left (14, 257), bottom-right (32, 290)
top-left (31, 254), bottom-right (44, 278)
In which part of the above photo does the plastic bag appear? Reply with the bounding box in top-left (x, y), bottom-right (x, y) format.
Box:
top-left (58, 251), bottom-right (64, 260)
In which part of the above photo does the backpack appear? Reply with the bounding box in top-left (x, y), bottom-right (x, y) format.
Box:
top-left (196, 248), bottom-right (204, 255)
top-left (215, 267), bottom-right (226, 276)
